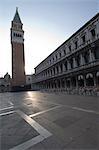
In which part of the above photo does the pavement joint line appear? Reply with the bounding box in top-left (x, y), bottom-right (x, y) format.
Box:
top-left (64, 105), bottom-right (99, 115)
top-left (0, 110), bottom-right (15, 116)
top-left (10, 135), bottom-right (44, 150)
top-left (17, 110), bottom-right (52, 138)
top-left (29, 105), bottom-right (62, 118)
top-left (10, 110), bottom-right (52, 150)
top-left (0, 106), bottom-right (14, 111)
top-left (9, 101), bottom-right (14, 106)
top-left (72, 106), bottom-right (99, 115)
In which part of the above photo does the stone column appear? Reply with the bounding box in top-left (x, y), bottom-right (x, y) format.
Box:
top-left (63, 63), bottom-right (65, 72)
top-left (73, 57), bottom-right (77, 68)
top-left (67, 60), bottom-right (71, 70)
top-left (60, 79), bottom-right (62, 89)
top-left (56, 80), bottom-right (58, 89)
top-left (54, 68), bottom-right (56, 75)
top-left (80, 53), bottom-right (85, 66)
top-left (59, 65), bottom-right (61, 73)
top-left (86, 29), bottom-right (89, 43)
top-left (76, 76), bottom-right (78, 88)
top-left (89, 49), bottom-right (93, 62)
top-left (96, 21), bottom-right (99, 36)
top-left (91, 50), bottom-right (95, 62)
top-left (84, 75), bottom-right (86, 87)
top-left (93, 73), bottom-right (97, 87)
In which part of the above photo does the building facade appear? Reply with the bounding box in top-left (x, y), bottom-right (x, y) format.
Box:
top-left (0, 73), bottom-right (11, 92)
top-left (11, 8), bottom-right (26, 88)
top-left (26, 75), bottom-right (33, 90)
top-left (32, 13), bottom-right (99, 95)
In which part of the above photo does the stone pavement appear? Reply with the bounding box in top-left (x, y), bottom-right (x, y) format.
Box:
top-left (0, 91), bottom-right (99, 150)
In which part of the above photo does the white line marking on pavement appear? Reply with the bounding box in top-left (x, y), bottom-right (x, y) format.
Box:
top-left (29, 105), bottom-right (61, 118)
top-left (10, 135), bottom-right (44, 150)
top-left (17, 110), bottom-right (52, 138)
top-left (0, 106), bottom-right (13, 111)
top-left (10, 110), bottom-right (52, 150)
top-left (0, 111), bottom-right (15, 116)
top-left (72, 106), bottom-right (99, 115)
top-left (64, 105), bottom-right (99, 115)
top-left (9, 101), bottom-right (14, 106)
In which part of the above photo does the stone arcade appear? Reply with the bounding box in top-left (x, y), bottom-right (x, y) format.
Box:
top-left (32, 13), bottom-right (99, 96)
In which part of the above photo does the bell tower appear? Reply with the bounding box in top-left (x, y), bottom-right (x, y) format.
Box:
top-left (11, 8), bottom-right (26, 88)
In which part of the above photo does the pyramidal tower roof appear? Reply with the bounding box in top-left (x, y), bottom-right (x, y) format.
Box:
top-left (13, 7), bottom-right (22, 24)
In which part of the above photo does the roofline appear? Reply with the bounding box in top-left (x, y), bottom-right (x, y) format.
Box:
top-left (34, 13), bottom-right (99, 69)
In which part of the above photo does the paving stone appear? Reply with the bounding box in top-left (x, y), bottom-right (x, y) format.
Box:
top-left (65, 127), bottom-right (99, 149)
top-left (0, 91), bottom-right (99, 150)
top-left (20, 105), bottom-right (40, 115)
top-left (54, 115), bottom-right (80, 128)
top-left (0, 112), bottom-right (39, 150)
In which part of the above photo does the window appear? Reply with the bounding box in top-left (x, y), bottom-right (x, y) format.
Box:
top-left (70, 59), bottom-right (73, 69)
top-left (59, 52), bottom-right (61, 58)
top-left (69, 45), bottom-right (71, 52)
top-left (56, 66), bottom-right (59, 74)
top-left (48, 70), bottom-right (49, 75)
top-left (82, 35), bottom-right (85, 43)
top-left (91, 29), bottom-right (96, 37)
top-left (13, 24), bottom-right (17, 28)
top-left (76, 55), bottom-right (80, 67)
top-left (53, 68), bottom-right (55, 74)
top-left (28, 78), bottom-right (30, 81)
top-left (51, 70), bottom-right (52, 75)
top-left (84, 52), bottom-right (89, 64)
top-left (75, 41), bottom-right (78, 49)
top-left (56, 55), bottom-right (57, 60)
top-left (64, 61), bottom-right (67, 70)
top-left (64, 49), bottom-right (66, 55)
top-left (60, 64), bottom-right (63, 72)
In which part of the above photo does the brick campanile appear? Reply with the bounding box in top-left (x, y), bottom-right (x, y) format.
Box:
top-left (11, 8), bottom-right (26, 87)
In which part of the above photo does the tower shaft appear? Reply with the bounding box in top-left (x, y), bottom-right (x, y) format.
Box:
top-left (11, 8), bottom-right (26, 87)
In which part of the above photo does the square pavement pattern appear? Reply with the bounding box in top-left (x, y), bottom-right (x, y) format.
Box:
top-left (0, 91), bottom-right (99, 150)
top-left (1, 112), bottom-right (39, 150)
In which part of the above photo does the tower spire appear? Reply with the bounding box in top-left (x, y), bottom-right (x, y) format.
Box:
top-left (13, 7), bottom-right (22, 24)
top-left (16, 7), bottom-right (18, 11)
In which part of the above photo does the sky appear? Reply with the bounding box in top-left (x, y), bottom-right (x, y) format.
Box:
top-left (0, 0), bottom-right (99, 77)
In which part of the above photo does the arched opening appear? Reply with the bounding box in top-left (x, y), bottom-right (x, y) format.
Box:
top-left (71, 77), bottom-right (76, 87)
top-left (54, 82), bottom-right (57, 88)
top-left (61, 79), bottom-right (65, 88)
top-left (51, 83), bottom-right (54, 89)
top-left (96, 72), bottom-right (99, 86)
top-left (66, 79), bottom-right (70, 88)
top-left (58, 80), bottom-right (60, 88)
top-left (84, 52), bottom-right (89, 64)
top-left (78, 75), bottom-right (84, 87)
top-left (86, 73), bottom-right (94, 86)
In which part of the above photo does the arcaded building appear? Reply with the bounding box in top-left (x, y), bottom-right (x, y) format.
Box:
top-left (11, 8), bottom-right (26, 88)
top-left (32, 13), bottom-right (99, 95)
